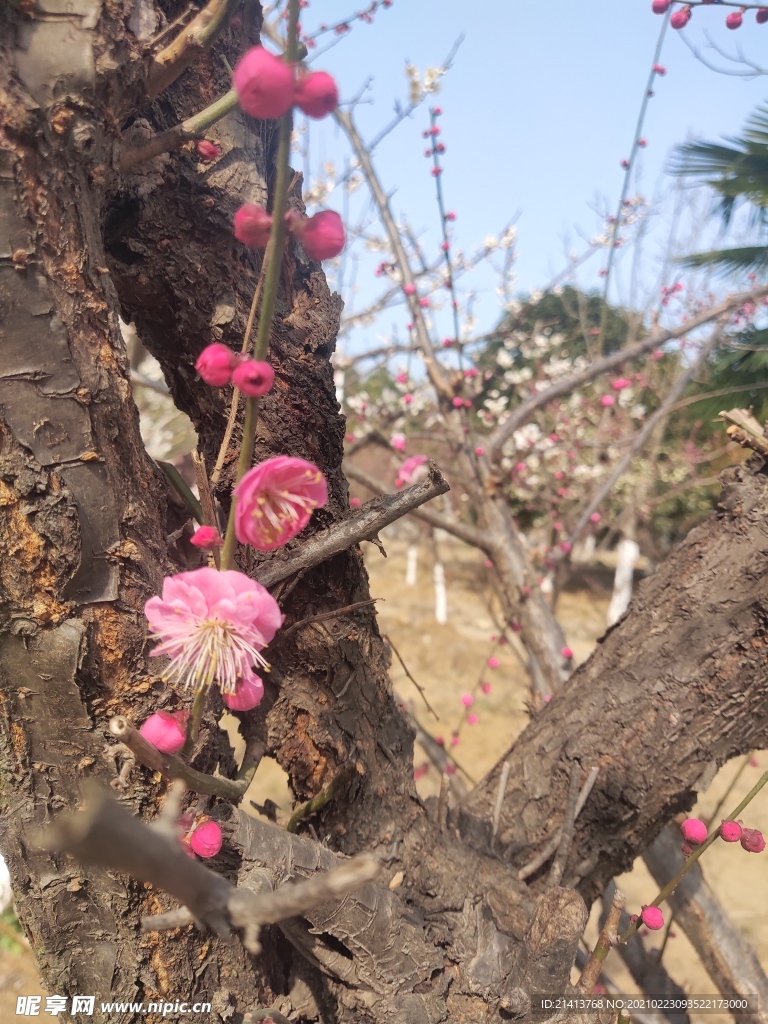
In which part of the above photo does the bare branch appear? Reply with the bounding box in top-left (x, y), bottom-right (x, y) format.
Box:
top-left (578, 887), bottom-right (624, 994)
top-left (547, 764), bottom-right (582, 888)
top-left (343, 461), bottom-right (490, 550)
top-left (252, 460), bottom-right (451, 588)
top-left (148, 0), bottom-right (242, 100)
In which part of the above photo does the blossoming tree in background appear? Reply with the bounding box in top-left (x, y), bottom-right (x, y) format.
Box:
top-left (2, 2), bottom-right (768, 1023)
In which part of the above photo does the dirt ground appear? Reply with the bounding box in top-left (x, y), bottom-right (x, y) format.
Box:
top-left (4, 534), bottom-right (766, 1022)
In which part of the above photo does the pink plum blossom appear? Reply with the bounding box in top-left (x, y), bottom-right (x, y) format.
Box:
top-left (292, 210), bottom-right (345, 260)
top-left (720, 820), bottom-right (743, 842)
top-left (197, 139), bottom-right (221, 161)
top-left (234, 204), bottom-right (273, 249)
top-left (189, 819), bottom-right (223, 859)
top-left (232, 47), bottom-right (295, 119)
top-left (680, 818), bottom-right (707, 845)
top-left (397, 455), bottom-right (428, 485)
top-left (601, 395), bottom-right (615, 407)
top-left (196, 343), bottom-right (238, 386)
top-left (562, 646), bottom-right (574, 659)
top-left (294, 71), bottom-right (339, 118)
top-left (222, 668), bottom-right (264, 711)
top-left (139, 710), bottom-right (188, 754)
top-left (467, 714), bottom-right (478, 725)
top-left (461, 693), bottom-right (474, 707)
top-left (144, 566), bottom-right (283, 694)
top-left (233, 455), bottom-right (328, 551)
top-left (641, 905), bottom-right (664, 930)
top-left (190, 526), bottom-right (224, 550)
top-left (232, 359), bottom-right (275, 397)
top-left (391, 432), bottom-right (407, 451)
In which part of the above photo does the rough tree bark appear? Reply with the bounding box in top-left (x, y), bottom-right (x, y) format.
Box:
top-left (1, 3), bottom-right (767, 1024)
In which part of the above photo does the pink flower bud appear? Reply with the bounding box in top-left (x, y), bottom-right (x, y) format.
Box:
top-left (758, 9), bottom-right (768, 24)
top-left (396, 372), bottom-right (409, 384)
top-left (601, 395), bottom-right (615, 407)
top-left (652, 0), bottom-right (670, 11)
top-left (461, 693), bottom-right (474, 707)
top-left (295, 70), bottom-right (339, 118)
top-left (195, 343), bottom-right (238, 386)
top-left (653, 63), bottom-right (666, 75)
top-left (726, 10), bottom-right (743, 29)
top-left (590, 512), bottom-right (601, 523)
top-left (452, 396), bottom-right (463, 408)
top-left (488, 657), bottom-right (499, 669)
top-left (222, 670), bottom-right (264, 711)
top-left (559, 541), bottom-right (572, 553)
top-left (681, 842), bottom-right (695, 857)
top-left (234, 204), bottom-right (273, 249)
top-left (189, 819), bottom-right (223, 859)
top-left (403, 283), bottom-right (416, 295)
top-left (561, 646), bottom-right (574, 659)
top-left (740, 828), bottom-right (766, 853)
top-left (232, 359), bottom-right (275, 397)
top-left (719, 820), bottom-right (743, 843)
top-left (293, 210), bottom-right (345, 260)
top-left (680, 818), bottom-right (707, 845)
top-left (641, 905), bottom-right (664, 930)
top-left (475, 447), bottom-right (484, 456)
top-left (232, 47), bottom-right (295, 119)
top-left (670, 6), bottom-right (691, 29)
top-left (350, 496), bottom-right (361, 508)
top-left (419, 297), bottom-right (429, 307)
top-left (484, 559), bottom-right (493, 569)
top-left (197, 139), bottom-right (221, 161)
top-left (190, 525), bottom-right (224, 549)
top-left (139, 711), bottom-right (188, 754)
top-left (481, 681), bottom-right (492, 694)
top-left (467, 713), bottom-right (478, 725)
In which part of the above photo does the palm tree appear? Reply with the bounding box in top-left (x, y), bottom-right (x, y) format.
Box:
top-left (669, 102), bottom-right (768, 275)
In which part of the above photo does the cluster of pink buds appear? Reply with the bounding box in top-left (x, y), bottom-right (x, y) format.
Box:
top-left (195, 343), bottom-right (275, 397)
top-left (660, 281), bottom-right (684, 307)
top-left (680, 816), bottom-right (766, 856)
top-left (234, 204), bottom-right (345, 261)
top-left (654, 2), bottom-right (767, 28)
top-left (232, 47), bottom-right (339, 121)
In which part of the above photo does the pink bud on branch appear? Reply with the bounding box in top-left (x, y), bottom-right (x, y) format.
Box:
top-left (196, 343), bottom-right (238, 386)
top-left (232, 47), bottom-right (295, 119)
top-left (295, 71), bottom-right (339, 118)
top-left (234, 204), bottom-right (273, 249)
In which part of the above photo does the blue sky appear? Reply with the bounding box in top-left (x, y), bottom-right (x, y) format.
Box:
top-left (287, 0), bottom-right (768, 350)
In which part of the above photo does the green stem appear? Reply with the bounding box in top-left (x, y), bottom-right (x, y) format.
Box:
top-left (182, 686), bottom-right (209, 757)
top-left (621, 769), bottom-right (768, 943)
top-left (157, 461), bottom-right (205, 524)
top-left (182, 88), bottom-right (239, 136)
top-left (220, 0), bottom-right (299, 571)
top-left (595, 10), bottom-right (669, 355)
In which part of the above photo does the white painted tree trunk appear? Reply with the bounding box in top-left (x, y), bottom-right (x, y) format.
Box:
top-left (607, 537), bottom-right (640, 626)
top-left (434, 561), bottom-right (447, 624)
top-left (405, 544), bottom-right (418, 586)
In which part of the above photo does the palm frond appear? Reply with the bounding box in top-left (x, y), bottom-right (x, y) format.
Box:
top-left (677, 245), bottom-right (768, 275)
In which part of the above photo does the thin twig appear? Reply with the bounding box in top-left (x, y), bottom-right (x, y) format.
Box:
top-left (491, 760), bottom-right (511, 845)
top-left (285, 765), bottom-right (356, 833)
top-left (148, 0), bottom-right (242, 100)
top-left (343, 462), bottom-right (488, 551)
top-left (384, 633), bottom-right (438, 720)
top-left (141, 906), bottom-right (194, 932)
top-left (547, 765), bottom-right (582, 888)
top-left (109, 716), bottom-right (264, 802)
top-left (252, 461), bottom-right (450, 589)
top-left (578, 887), bottom-right (625, 993)
top-left (438, 772), bottom-right (449, 832)
top-left (278, 599), bottom-right (378, 642)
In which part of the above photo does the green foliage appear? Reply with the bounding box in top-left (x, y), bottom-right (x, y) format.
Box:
top-left (0, 908), bottom-right (25, 954)
top-left (670, 103), bottom-right (768, 276)
top-left (685, 326), bottom-right (768, 425)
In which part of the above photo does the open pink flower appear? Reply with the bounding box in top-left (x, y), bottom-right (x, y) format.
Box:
top-left (144, 567), bottom-right (283, 694)
top-left (233, 455), bottom-right (328, 551)
top-left (397, 455), bottom-right (428, 486)
top-left (222, 668), bottom-right (264, 711)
